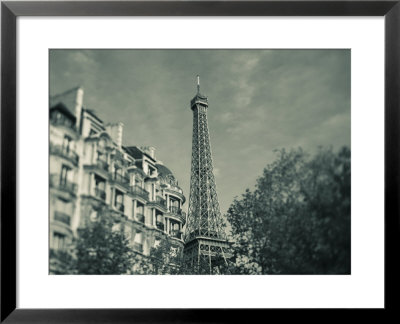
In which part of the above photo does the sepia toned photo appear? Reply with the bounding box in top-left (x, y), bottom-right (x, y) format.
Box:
top-left (49, 49), bottom-right (350, 275)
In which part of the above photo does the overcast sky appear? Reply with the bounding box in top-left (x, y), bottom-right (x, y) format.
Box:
top-left (50, 49), bottom-right (350, 215)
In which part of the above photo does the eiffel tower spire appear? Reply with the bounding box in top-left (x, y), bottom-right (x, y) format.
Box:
top-left (183, 76), bottom-right (231, 274)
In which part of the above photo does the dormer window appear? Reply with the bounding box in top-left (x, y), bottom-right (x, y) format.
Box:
top-left (50, 109), bottom-right (75, 129)
top-left (98, 138), bottom-right (106, 152)
top-left (148, 165), bottom-right (156, 176)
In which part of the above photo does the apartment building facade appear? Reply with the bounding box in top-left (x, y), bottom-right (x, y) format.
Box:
top-left (49, 87), bottom-right (186, 273)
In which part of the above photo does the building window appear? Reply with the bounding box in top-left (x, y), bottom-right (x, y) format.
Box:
top-left (114, 189), bottom-right (124, 212)
top-left (148, 166), bottom-right (156, 176)
top-left (94, 175), bottom-right (106, 200)
top-left (124, 225), bottom-right (132, 240)
top-left (133, 232), bottom-right (143, 252)
top-left (136, 202), bottom-right (145, 223)
top-left (113, 166), bottom-right (127, 184)
top-left (60, 165), bottom-right (71, 186)
top-left (156, 213), bottom-right (164, 231)
top-left (50, 111), bottom-right (74, 129)
top-left (114, 166), bottom-right (122, 177)
top-left (169, 198), bottom-right (180, 213)
top-left (97, 151), bottom-right (106, 162)
top-left (62, 135), bottom-right (72, 154)
top-left (171, 222), bottom-right (181, 239)
top-left (53, 232), bottom-right (66, 250)
top-left (97, 139), bottom-right (107, 163)
top-left (98, 138), bottom-right (106, 151)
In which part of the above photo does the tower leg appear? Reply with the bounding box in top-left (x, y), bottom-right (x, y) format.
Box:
top-left (208, 246), bottom-right (212, 274)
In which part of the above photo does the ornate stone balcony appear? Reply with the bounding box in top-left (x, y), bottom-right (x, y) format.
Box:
top-left (130, 185), bottom-right (149, 201)
top-left (168, 206), bottom-right (186, 224)
top-left (54, 211), bottom-right (71, 226)
top-left (170, 230), bottom-right (182, 240)
top-left (50, 174), bottom-right (77, 196)
top-left (156, 196), bottom-right (167, 209)
top-left (49, 143), bottom-right (79, 166)
top-left (112, 173), bottom-right (129, 186)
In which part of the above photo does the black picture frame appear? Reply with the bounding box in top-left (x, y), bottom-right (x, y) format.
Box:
top-left (1, 1), bottom-right (399, 322)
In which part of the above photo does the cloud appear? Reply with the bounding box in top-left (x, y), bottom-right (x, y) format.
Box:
top-left (50, 49), bottom-right (350, 215)
top-left (71, 51), bottom-right (91, 64)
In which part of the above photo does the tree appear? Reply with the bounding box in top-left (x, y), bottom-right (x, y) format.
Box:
top-left (142, 238), bottom-right (228, 275)
top-left (154, 239), bottom-right (184, 274)
top-left (74, 219), bottom-right (135, 274)
top-left (227, 147), bottom-right (351, 274)
top-left (49, 248), bottom-right (78, 274)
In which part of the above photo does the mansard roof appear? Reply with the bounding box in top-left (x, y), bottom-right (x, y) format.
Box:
top-left (49, 86), bottom-right (81, 117)
top-left (156, 163), bottom-right (174, 178)
top-left (49, 102), bottom-right (76, 121)
top-left (125, 146), bottom-right (155, 162)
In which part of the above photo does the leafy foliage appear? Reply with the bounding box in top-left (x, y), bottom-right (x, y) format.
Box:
top-left (74, 219), bottom-right (135, 274)
top-left (227, 147), bottom-right (351, 274)
top-left (137, 238), bottom-right (182, 275)
top-left (49, 248), bottom-right (78, 274)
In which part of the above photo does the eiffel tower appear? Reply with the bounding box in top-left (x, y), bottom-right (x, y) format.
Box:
top-left (183, 76), bottom-right (231, 274)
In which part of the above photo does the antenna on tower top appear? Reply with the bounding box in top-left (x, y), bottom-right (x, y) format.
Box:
top-left (197, 75), bottom-right (200, 93)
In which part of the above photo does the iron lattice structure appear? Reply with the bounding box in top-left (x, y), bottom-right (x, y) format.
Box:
top-left (183, 77), bottom-right (231, 274)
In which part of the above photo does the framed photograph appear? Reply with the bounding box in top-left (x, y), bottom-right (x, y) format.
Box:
top-left (1, 0), bottom-right (399, 322)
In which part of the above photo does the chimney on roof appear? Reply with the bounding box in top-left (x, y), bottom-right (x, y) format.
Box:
top-left (147, 146), bottom-right (155, 159)
top-left (75, 87), bottom-right (84, 130)
top-left (106, 122), bottom-right (124, 148)
top-left (140, 146), bottom-right (156, 159)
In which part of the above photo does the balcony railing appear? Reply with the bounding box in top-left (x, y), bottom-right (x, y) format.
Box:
top-left (113, 173), bottom-right (129, 186)
top-left (94, 187), bottom-right (106, 200)
top-left (171, 231), bottom-right (182, 240)
top-left (49, 143), bottom-right (79, 165)
top-left (156, 221), bottom-right (164, 231)
top-left (49, 174), bottom-right (77, 195)
top-left (156, 196), bottom-right (167, 208)
top-left (54, 211), bottom-right (71, 226)
top-left (133, 243), bottom-right (143, 253)
top-left (136, 213), bottom-right (145, 223)
top-left (169, 206), bottom-right (186, 223)
top-left (115, 202), bottom-right (124, 213)
top-left (131, 185), bottom-right (149, 200)
top-left (96, 159), bottom-right (109, 172)
top-left (169, 206), bottom-right (182, 215)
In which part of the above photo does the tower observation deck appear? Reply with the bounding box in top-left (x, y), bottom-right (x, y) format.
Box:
top-left (183, 76), bottom-right (231, 274)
